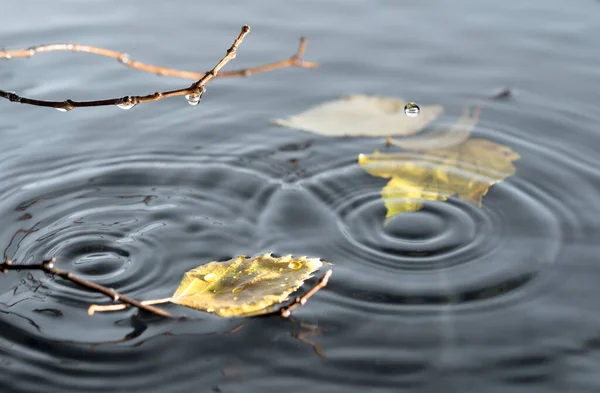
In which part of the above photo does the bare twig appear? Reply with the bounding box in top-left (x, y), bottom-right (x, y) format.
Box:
top-left (0, 37), bottom-right (317, 80)
top-left (0, 25), bottom-right (250, 111)
top-left (280, 269), bottom-right (332, 317)
top-left (0, 258), bottom-right (176, 318)
top-left (88, 297), bottom-right (172, 315)
top-left (0, 25), bottom-right (316, 111)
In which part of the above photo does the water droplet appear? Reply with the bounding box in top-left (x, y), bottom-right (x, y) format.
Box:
top-left (404, 102), bottom-right (420, 117)
top-left (117, 102), bottom-right (136, 110)
top-left (55, 100), bottom-right (75, 112)
top-left (232, 286), bottom-right (244, 294)
top-left (5, 92), bottom-right (20, 103)
top-left (288, 261), bottom-right (303, 270)
top-left (204, 273), bottom-right (217, 282)
top-left (185, 92), bottom-right (202, 106)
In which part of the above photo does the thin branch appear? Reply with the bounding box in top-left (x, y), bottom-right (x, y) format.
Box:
top-left (0, 258), bottom-right (177, 318)
top-left (88, 297), bottom-right (172, 315)
top-left (0, 25), bottom-right (250, 111)
top-left (280, 269), bottom-right (332, 318)
top-left (0, 25), bottom-right (314, 112)
top-left (0, 37), bottom-right (317, 80)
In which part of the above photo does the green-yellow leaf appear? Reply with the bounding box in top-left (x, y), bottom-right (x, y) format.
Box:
top-left (358, 138), bottom-right (520, 218)
top-left (171, 253), bottom-right (326, 317)
top-left (273, 94), bottom-right (444, 137)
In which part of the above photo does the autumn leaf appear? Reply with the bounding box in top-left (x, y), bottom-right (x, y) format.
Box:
top-left (170, 253), bottom-right (326, 317)
top-left (358, 138), bottom-right (520, 218)
top-left (273, 94), bottom-right (444, 137)
top-left (86, 254), bottom-right (330, 318)
top-left (390, 106), bottom-right (481, 151)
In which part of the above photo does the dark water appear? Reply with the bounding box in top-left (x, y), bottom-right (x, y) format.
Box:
top-left (2, 1), bottom-right (600, 392)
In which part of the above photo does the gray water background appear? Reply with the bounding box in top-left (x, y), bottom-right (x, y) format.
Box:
top-left (1, 1), bottom-right (600, 392)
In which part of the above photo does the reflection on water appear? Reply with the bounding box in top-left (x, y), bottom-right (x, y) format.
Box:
top-left (2, 0), bottom-right (600, 392)
top-left (358, 137), bottom-right (520, 218)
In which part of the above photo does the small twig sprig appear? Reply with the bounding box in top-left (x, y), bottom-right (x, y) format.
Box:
top-left (0, 25), bottom-right (318, 111)
top-left (279, 269), bottom-right (332, 317)
top-left (0, 258), bottom-right (175, 318)
top-left (0, 36), bottom-right (317, 79)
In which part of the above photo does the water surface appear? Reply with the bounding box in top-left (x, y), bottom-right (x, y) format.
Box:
top-left (2, 1), bottom-right (600, 392)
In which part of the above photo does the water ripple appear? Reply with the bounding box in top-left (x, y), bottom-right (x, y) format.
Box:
top-left (298, 127), bottom-right (596, 314)
top-left (0, 152), bottom-right (280, 336)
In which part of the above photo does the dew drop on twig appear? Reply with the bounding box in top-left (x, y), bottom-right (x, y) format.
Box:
top-left (117, 102), bottom-right (137, 110)
top-left (185, 92), bottom-right (202, 106)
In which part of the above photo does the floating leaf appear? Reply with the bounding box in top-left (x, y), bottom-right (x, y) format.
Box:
top-left (274, 94), bottom-right (444, 137)
top-left (359, 138), bottom-right (520, 218)
top-left (390, 106), bottom-right (481, 151)
top-left (170, 253), bottom-right (326, 317)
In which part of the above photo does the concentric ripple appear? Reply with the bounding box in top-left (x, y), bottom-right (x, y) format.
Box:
top-left (0, 152), bottom-right (279, 339)
top-left (300, 126), bottom-right (595, 310)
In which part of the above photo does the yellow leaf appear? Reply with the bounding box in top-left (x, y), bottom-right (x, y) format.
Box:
top-left (171, 253), bottom-right (326, 317)
top-left (273, 94), bottom-right (443, 137)
top-left (358, 138), bottom-right (520, 218)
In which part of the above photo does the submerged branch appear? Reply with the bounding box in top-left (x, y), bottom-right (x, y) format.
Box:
top-left (0, 26), bottom-right (317, 111)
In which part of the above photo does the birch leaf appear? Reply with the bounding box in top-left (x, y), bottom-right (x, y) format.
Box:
top-left (390, 106), bottom-right (481, 151)
top-left (358, 138), bottom-right (520, 218)
top-left (274, 94), bottom-right (443, 137)
top-left (171, 253), bottom-right (325, 317)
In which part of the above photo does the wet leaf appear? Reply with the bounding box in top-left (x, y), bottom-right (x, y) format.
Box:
top-left (358, 138), bottom-right (520, 218)
top-left (390, 106), bottom-right (480, 151)
top-left (171, 253), bottom-right (325, 317)
top-left (274, 94), bottom-right (444, 137)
